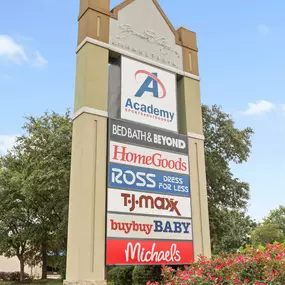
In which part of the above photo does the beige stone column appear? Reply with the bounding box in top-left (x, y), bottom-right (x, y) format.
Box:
top-left (177, 28), bottom-right (211, 259)
top-left (65, 0), bottom-right (110, 284)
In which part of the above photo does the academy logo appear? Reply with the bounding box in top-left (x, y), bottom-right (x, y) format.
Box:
top-left (121, 56), bottom-right (178, 132)
top-left (124, 69), bottom-right (175, 123)
top-left (134, 70), bottom-right (166, 99)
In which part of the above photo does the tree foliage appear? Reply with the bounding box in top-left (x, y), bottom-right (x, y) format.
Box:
top-left (251, 223), bottom-right (285, 247)
top-left (0, 110), bottom-right (72, 279)
top-left (211, 210), bottom-right (256, 253)
top-left (0, 153), bottom-right (36, 281)
top-left (264, 205), bottom-right (285, 235)
top-left (0, 105), bottom-right (255, 277)
top-left (202, 105), bottom-right (255, 252)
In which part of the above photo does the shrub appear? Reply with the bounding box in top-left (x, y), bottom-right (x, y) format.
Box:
top-left (107, 266), bottom-right (134, 285)
top-left (147, 243), bottom-right (285, 285)
top-left (133, 266), bottom-right (162, 285)
top-left (0, 271), bottom-right (30, 281)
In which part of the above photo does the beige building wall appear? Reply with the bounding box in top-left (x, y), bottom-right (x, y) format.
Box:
top-left (0, 256), bottom-right (41, 278)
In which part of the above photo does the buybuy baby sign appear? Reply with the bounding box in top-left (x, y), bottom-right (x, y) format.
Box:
top-left (107, 213), bottom-right (192, 240)
top-left (121, 56), bottom-right (178, 132)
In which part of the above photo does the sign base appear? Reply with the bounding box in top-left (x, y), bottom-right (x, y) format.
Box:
top-left (64, 280), bottom-right (107, 285)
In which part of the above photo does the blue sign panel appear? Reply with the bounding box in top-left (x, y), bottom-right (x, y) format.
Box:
top-left (108, 163), bottom-right (190, 197)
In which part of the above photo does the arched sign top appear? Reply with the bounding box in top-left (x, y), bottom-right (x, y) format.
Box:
top-left (77, 0), bottom-right (199, 76)
top-left (110, 0), bottom-right (183, 69)
top-left (111, 0), bottom-right (179, 39)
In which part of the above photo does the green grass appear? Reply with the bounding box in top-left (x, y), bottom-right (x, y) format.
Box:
top-left (0, 279), bottom-right (62, 285)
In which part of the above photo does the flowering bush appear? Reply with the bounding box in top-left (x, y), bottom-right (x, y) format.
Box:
top-left (147, 243), bottom-right (285, 285)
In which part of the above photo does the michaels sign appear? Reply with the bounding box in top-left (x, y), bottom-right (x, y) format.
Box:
top-left (121, 56), bottom-right (178, 132)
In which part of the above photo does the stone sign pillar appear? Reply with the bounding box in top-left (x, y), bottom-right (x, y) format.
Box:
top-left (65, 1), bottom-right (211, 285)
top-left (65, 0), bottom-right (110, 284)
top-left (177, 27), bottom-right (211, 259)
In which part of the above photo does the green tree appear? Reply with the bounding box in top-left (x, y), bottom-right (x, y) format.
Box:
top-left (251, 223), bottom-right (285, 246)
top-left (203, 105), bottom-right (254, 252)
top-left (212, 210), bottom-right (256, 253)
top-left (14, 110), bottom-right (72, 279)
top-left (0, 153), bottom-right (37, 281)
top-left (264, 205), bottom-right (285, 234)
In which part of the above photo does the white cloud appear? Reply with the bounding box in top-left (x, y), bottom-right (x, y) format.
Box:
top-left (0, 34), bottom-right (47, 68)
top-left (33, 50), bottom-right (48, 68)
top-left (243, 100), bottom-right (275, 115)
top-left (0, 135), bottom-right (17, 155)
top-left (0, 35), bottom-right (28, 64)
top-left (257, 24), bottom-right (270, 36)
top-left (281, 105), bottom-right (285, 111)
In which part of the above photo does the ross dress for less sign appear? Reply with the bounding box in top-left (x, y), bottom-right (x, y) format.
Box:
top-left (120, 56), bottom-right (178, 132)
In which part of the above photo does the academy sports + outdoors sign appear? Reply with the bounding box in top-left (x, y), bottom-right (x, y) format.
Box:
top-left (121, 56), bottom-right (178, 132)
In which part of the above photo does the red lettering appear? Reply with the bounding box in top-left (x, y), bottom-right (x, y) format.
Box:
top-left (122, 193), bottom-right (181, 216)
top-left (112, 145), bottom-right (127, 161)
top-left (121, 193), bottom-right (130, 206)
top-left (111, 145), bottom-right (188, 172)
top-left (181, 162), bottom-right (187, 171)
top-left (168, 160), bottom-right (175, 169)
top-left (152, 153), bottom-right (161, 167)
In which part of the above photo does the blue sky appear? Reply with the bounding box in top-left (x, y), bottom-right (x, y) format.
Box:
top-left (0, 0), bottom-right (284, 222)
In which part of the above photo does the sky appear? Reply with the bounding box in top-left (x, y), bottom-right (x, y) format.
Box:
top-left (0, 0), bottom-right (285, 222)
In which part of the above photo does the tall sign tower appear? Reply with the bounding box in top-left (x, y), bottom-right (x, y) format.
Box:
top-left (65, 1), bottom-right (211, 284)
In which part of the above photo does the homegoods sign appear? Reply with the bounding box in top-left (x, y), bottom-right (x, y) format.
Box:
top-left (106, 118), bottom-right (194, 265)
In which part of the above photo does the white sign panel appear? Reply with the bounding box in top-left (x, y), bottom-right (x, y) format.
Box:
top-left (120, 56), bottom-right (178, 132)
top-left (107, 188), bottom-right (192, 218)
top-left (109, 141), bottom-right (189, 175)
top-left (107, 213), bottom-right (193, 241)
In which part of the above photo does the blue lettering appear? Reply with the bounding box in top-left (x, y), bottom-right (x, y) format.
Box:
top-left (147, 104), bottom-right (154, 114)
top-left (141, 104), bottom-right (147, 112)
top-left (154, 220), bottom-right (163, 232)
top-left (124, 99), bottom-right (175, 122)
top-left (181, 222), bottom-right (191, 234)
top-left (173, 222), bottom-right (182, 233)
top-left (154, 221), bottom-right (191, 234)
top-left (125, 98), bottom-right (133, 108)
top-left (154, 108), bottom-right (159, 116)
top-left (164, 221), bottom-right (173, 233)
top-left (169, 112), bottom-right (175, 122)
top-left (133, 103), bottom-right (140, 110)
